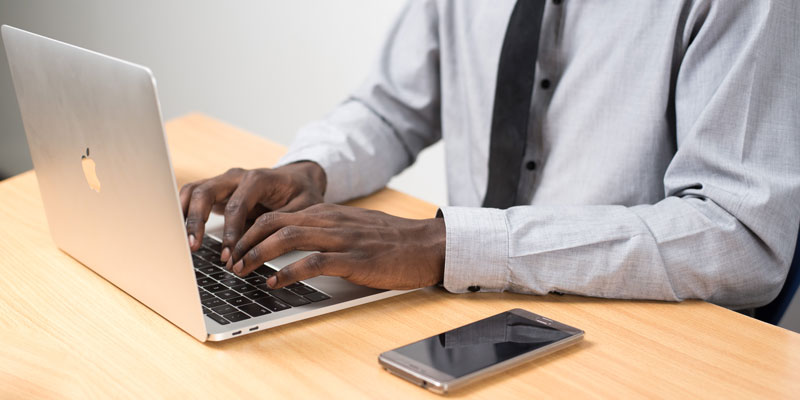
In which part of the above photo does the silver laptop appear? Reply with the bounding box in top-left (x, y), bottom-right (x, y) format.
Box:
top-left (2, 25), bottom-right (411, 342)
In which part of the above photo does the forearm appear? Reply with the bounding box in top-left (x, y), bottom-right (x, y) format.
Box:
top-left (275, 100), bottom-right (416, 203)
top-left (440, 194), bottom-right (797, 309)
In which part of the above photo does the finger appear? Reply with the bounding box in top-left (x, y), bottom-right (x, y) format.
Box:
top-left (220, 175), bottom-right (263, 262)
top-left (271, 194), bottom-right (320, 213)
top-left (185, 179), bottom-right (237, 250)
top-left (179, 181), bottom-right (203, 217)
top-left (268, 252), bottom-right (350, 289)
top-left (227, 209), bottom-right (336, 267)
top-left (231, 226), bottom-right (346, 276)
top-left (228, 211), bottom-right (292, 268)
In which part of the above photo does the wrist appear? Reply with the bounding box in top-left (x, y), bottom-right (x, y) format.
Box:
top-left (425, 217), bottom-right (446, 284)
top-left (284, 161), bottom-right (327, 196)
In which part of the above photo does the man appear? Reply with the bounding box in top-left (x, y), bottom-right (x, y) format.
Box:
top-left (180, 0), bottom-right (800, 310)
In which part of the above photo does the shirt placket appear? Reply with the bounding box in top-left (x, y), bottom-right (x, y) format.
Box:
top-left (516, 0), bottom-right (563, 205)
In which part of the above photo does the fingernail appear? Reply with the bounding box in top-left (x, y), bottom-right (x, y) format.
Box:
top-left (220, 247), bottom-right (230, 262)
top-left (233, 260), bottom-right (243, 274)
top-left (188, 234), bottom-right (196, 249)
top-left (267, 275), bottom-right (277, 288)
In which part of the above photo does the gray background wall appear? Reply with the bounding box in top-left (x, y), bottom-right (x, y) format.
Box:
top-left (1, 0), bottom-right (798, 333)
top-left (0, 0), bottom-right (447, 203)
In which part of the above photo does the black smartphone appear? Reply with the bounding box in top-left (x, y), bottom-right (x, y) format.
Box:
top-left (378, 308), bottom-right (584, 394)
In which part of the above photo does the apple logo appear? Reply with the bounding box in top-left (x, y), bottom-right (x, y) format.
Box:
top-left (81, 147), bottom-right (101, 193)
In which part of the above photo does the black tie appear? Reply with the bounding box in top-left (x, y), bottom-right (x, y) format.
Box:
top-left (483, 0), bottom-right (546, 209)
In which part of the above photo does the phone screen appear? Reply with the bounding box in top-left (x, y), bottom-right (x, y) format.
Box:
top-left (392, 311), bottom-right (574, 378)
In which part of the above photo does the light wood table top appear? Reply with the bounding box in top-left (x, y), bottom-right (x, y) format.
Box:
top-left (1, 113), bottom-right (799, 399)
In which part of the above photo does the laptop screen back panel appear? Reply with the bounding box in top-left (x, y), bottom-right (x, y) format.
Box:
top-left (2, 26), bottom-right (207, 341)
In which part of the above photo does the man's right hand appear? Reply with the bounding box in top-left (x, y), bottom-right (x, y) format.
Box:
top-left (179, 161), bottom-right (326, 262)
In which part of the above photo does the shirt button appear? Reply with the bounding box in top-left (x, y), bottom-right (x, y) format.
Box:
top-left (526, 161), bottom-right (537, 171)
top-left (467, 285), bottom-right (481, 292)
top-left (540, 79), bottom-right (551, 89)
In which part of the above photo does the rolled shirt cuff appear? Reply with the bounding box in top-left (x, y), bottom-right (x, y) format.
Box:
top-left (439, 206), bottom-right (510, 293)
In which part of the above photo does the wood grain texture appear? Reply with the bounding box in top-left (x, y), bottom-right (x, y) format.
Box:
top-left (1, 113), bottom-right (798, 399)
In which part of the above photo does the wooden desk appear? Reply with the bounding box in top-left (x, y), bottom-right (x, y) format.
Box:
top-left (1, 114), bottom-right (798, 399)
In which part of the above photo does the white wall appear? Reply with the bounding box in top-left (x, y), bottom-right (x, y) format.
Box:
top-left (0, 0), bottom-right (448, 205)
top-left (1, 0), bottom-right (797, 333)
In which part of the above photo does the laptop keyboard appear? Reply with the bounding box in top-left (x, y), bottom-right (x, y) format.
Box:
top-left (194, 235), bottom-right (331, 325)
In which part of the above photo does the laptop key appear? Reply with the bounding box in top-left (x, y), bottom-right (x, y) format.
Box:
top-left (197, 277), bottom-right (215, 286)
top-left (202, 243), bottom-right (221, 255)
top-left (209, 271), bottom-right (232, 280)
top-left (239, 303), bottom-right (271, 317)
top-left (271, 289), bottom-right (311, 307)
top-left (231, 283), bottom-right (256, 293)
top-left (290, 285), bottom-right (315, 295)
top-left (199, 266), bottom-right (219, 275)
top-left (255, 296), bottom-right (292, 312)
top-left (227, 296), bottom-right (252, 307)
top-left (209, 258), bottom-right (227, 267)
top-left (203, 235), bottom-right (223, 253)
top-left (194, 248), bottom-right (217, 260)
top-left (199, 290), bottom-right (214, 301)
top-left (220, 278), bottom-right (241, 287)
top-left (194, 258), bottom-right (212, 268)
top-left (207, 312), bottom-right (230, 325)
top-left (222, 311), bottom-right (250, 323)
top-left (202, 307), bottom-right (213, 315)
top-left (202, 298), bottom-right (224, 308)
top-left (216, 289), bottom-right (239, 300)
top-left (194, 270), bottom-right (205, 279)
top-left (243, 290), bottom-right (269, 300)
top-left (204, 284), bottom-right (227, 293)
top-left (197, 279), bottom-right (219, 290)
top-left (245, 276), bottom-right (266, 287)
top-left (304, 292), bottom-right (331, 302)
top-left (212, 304), bottom-right (237, 315)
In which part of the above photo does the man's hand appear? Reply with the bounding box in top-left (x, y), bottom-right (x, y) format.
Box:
top-left (226, 203), bottom-right (446, 290)
top-left (179, 162), bottom-right (326, 261)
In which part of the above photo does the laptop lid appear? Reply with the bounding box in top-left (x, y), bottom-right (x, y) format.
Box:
top-left (2, 25), bottom-right (207, 341)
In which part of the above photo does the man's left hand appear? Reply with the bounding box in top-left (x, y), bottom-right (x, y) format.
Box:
top-left (225, 203), bottom-right (446, 290)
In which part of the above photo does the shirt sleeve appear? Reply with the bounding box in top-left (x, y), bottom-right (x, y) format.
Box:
top-left (275, 0), bottom-right (442, 204)
top-left (441, 0), bottom-right (800, 309)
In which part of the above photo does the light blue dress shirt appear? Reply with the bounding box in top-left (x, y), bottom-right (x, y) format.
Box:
top-left (276, 0), bottom-right (800, 309)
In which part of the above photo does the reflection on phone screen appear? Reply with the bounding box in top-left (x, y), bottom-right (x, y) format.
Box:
top-left (395, 312), bottom-right (572, 378)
